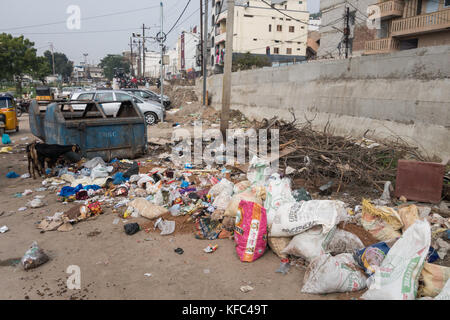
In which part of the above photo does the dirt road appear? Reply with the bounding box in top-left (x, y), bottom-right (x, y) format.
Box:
top-left (0, 115), bottom-right (362, 300)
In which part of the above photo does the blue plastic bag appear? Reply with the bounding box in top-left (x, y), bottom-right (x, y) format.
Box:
top-left (6, 171), bottom-right (19, 178)
top-left (59, 184), bottom-right (83, 197)
top-left (112, 172), bottom-right (126, 185)
top-left (2, 134), bottom-right (11, 145)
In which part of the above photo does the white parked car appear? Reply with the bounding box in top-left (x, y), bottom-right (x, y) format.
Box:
top-left (70, 90), bottom-right (165, 125)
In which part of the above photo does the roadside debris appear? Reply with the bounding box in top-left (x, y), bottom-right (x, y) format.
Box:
top-left (0, 225), bottom-right (9, 233)
top-left (240, 285), bottom-right (254, 293)
top-left (21, 241), bottom-right (49, 270)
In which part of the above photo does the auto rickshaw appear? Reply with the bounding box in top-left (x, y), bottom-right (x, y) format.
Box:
top-left (35, 86), bottom-right (54, 102)
top-left (0, 93), bottom-right (19, 135)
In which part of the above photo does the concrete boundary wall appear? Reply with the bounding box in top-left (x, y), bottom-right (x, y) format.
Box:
top-left (201, 45), bottom-right (450, 160)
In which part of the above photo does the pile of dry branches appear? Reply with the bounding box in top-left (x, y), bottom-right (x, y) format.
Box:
top-left (256, 115), bottom-right (431, 190)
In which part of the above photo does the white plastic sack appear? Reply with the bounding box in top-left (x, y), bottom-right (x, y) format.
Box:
top-left (137, 175), bottom-right (154, 188)
top-left (270, 200), bottom-right (348, 237)
top-left (246, 155), bottom-right (273, 185)
top-left (435, 279), bottom-right (450, 300)
top-left (301, 253), bottom-right (367, 294)
top-left (264, 173), bottom-right (295, 225)
top-left (362, 219), bottom-right (431, 300)
top-left (90, 164), bottom-right (111, 179)
top-left (281, 226), bottom-right (334, 262)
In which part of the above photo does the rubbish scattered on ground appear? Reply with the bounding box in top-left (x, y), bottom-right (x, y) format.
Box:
top-left (154, 217), bottom-right (176, 235)
top-left (18, 207), bottom-right (27, 211)
top-left (174, 248), bottom-right (184, 255)
top-left (21, 173), bottom-right (30, 179)
top-left (124, 223), bottom-right (140, 235)
top-left (144, 273), bottom-right (152, 277)
top-left (21, 241), bottom-right (49, 270)
top-left (240, 285), bottom-right (254, 293)
top-left (2, 133), bottom-right (11, 144)
top-left (0, 225), bottom-right (9, 233)
top-left (203, 244), bottom-right (218, 253)
top-left (275, 260), bottom-right (291, 275)
top-left (6, 171), bottom-right (20, 178)
top-left (28, 198), bottom-right (45, 208)
top-left (0, 146), bottom-right (12, 153)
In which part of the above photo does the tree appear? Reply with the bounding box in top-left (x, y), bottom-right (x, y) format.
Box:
top-left (99, 54), bottom-right (130, 80)
top-left (32, 56), bottom-right (52, 84)
top-left (232, 52), bottom-right (271, 72)
top-left (0, 33), bottom-right (39, 93)
top-left (43, 50), bottom-right (73, 80)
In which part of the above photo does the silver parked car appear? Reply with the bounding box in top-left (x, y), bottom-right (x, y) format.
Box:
top-left (70, 90), bottom-right (164, 125)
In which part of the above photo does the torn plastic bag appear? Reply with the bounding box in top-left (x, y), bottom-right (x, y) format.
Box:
top-left (362, 219), bottom-right (431, 300)
top-left (83, 157), bottom-right (106, 169)
top-left (154, 218), bottom-right (175, 235)
top-left (418, 263), bottom-right (450, 298)
top-left (361, 199), bottom-right (403, 242)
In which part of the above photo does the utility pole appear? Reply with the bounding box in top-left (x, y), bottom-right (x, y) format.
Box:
top-left (130, 37), bottom-right (134, 77)
top-left (202, 0), bottom-right (208, 106)
top-left (142, 24), bottom-right (146, 78)
top-left (83, 53), bottom-right (88, 81)
top-left (200, 0), bottom-right (203, 76)
top-left (138, 39), bottom-right (142, 77)
top-left (160, 1), bottom-right (164, 122)
top-left (49, 42), bottom-right (56, 76)
top-left (344, 6), bottom-right (350, 59)
top-left (220, 0), bottom-right (234, 139)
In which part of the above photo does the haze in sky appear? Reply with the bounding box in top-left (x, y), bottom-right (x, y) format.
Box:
top-left (0, 0), bottom-right (321, 65)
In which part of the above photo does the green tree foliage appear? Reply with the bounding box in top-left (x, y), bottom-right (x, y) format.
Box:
top-left (43, 50), bottom-right (73, 80)
top-left (99, 54), bottom-right (130, 80)
top-left (32, 56), bottom-right (52, 84)
top-left (0, 33), bottom-right (40, 93)
top-left (232, 52), bottom-right (271, 72)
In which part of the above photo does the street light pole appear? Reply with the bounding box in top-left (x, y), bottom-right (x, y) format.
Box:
top-left (202, 0), bottom-right (208, 106)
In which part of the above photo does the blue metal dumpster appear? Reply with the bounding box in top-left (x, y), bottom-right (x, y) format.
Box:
top-left (29, 100), bottom-right (148, 161)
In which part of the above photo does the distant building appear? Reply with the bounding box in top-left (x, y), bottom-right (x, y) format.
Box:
top-left (71, 63), bottom-right (105, 82)
top-left (210, 0), bottom-right (310, 73)
top-left (318, 0), bottom-right (377, 58)
top-left (144, 50), bottom-right (162, 78)
top-left (308, 18), bottom-right (321, 31)
top-left (306, 30), bottom-right (320, 59)
top-left (364, 0), bottom-right (450, 55)
top-left (166, 47), bottom-right (179, 79)
top-left (177, 28), bottom-right (202, 77)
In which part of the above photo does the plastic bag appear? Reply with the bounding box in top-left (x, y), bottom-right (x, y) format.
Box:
top-left (83, 157), bottom-right (106, 169)
top-left (264, 173), bottom-right (296, 225)
top-left (2, 133), bottom-right (11, 144)
top-left (327, 229), bottom-right (365, 255)
top-left (435, 279), bottom-right (450, 300)
top-left (418, 263), bottom-right (450, 298)
top-left (21, 241), bottom-right (50, 270)
top-left (361, 199), bottom-right (403, 242)
top-left (129, 198), bottom-right (168, 220)
top-left (90, 164), bottom-right (110, 179)
top-left (209, 178), bottom-right (234, 211)
top-left (282, 226), bottom-right (334, 262)
top-left (270, 200), bottom-right (348, 237)
top-left (234, 200), bottom-right (268, 262)
top-left (362, 219), bottom-right (431, 300)
top-left (246, 155), bottom-right (273, 185)
top-left (354, 239), bottom-right (398, 276)
top-left (399, 205), bottom-right (420, 232)
top-left (268, 236), bottom-right (292, 259)
top-left (301, 253), bottom-right (367, 294)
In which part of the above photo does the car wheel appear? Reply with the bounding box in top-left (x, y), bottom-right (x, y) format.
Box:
top-left (17, 108), bottom-right (22, 117)
top-left (144, 112), bottom-right (157, 125)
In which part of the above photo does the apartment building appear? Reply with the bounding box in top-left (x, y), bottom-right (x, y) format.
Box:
top-left (364, 0), bottom-right (450, 54)
top-left (210, 0), bottom-right (309, 72)
top-left (177, 29), bottom-right (202, 74)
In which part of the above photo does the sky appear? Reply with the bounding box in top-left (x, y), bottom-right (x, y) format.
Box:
top-left (0, 0), bottom-right (320, 65)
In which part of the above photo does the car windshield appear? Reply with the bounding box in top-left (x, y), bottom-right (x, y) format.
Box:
top-left (116, 92), bottom-right (137, 102)
top-left (0, 98), bottom-right (12, 108)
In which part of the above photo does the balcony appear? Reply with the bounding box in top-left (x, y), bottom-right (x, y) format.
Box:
top-left (391, 8), bottom-right (450, 37)
top-left (377, 0), bottom-right (404, 20)
top-left (364, 37), bottom-right (400, 55)
top-left (215, 32), bottom-right (226, 44)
